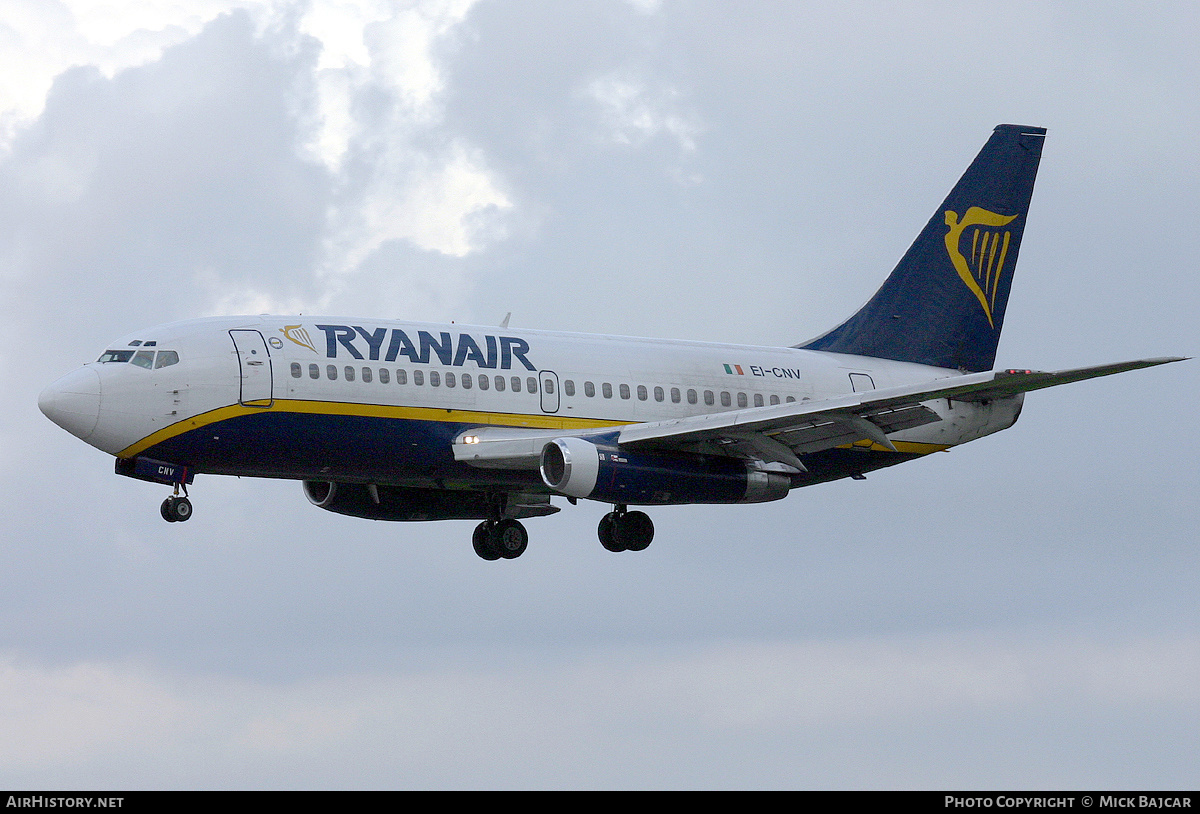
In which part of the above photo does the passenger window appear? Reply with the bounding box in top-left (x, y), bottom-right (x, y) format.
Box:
top-left (327, 365), bottom-right (338, 380)
top-left (786, 396), bottom-right (796, 403)
top-left (704, 390), bottom-right (715, 406)
top-left (753, 393), bottom-right (764, 407)
top-left (494, 376), bottom-right (505, 392)
top-left (769, 394), bottom-right (780, 405)
top-left (414, 370), bottom-right (424, 385)
top-left (131, 350), bottom-right (155, 369)
top-left (687, 389), bottom-right (697, 405)
top-left (737, 392), bottom-right (747, 408)
top-left (461, 373), bottom-right (471, 389)
top-left (309, 364), bottom-right (320, 380)
top-left (527, 377), bottom-right (537, 394)
top-left (564, 380), bottom-right (575, 397)
top-left (445, 372), bottom-right (455, 388)
top-left (379, 368), bottom-right (389, 384)
top-left (602, 383), bottom-right (613, 399)
top-left (543, 378), bottom-right (554, 394)
top-left (510, 377), bottom-right (521, 393)
top-left (584, 381), bottom-right (595, 397)
top-left (362, 367), bottom-right (372, 383)
top-left (653, 386), bottom-right (663, 402)
top-left (291, 362), bottom-right (302, 378)
top-left (720, 391), bottom-right (731, 407)
top-left (345, 366), bottom-right (355, 382)
top-left (155, 351), bottom-right (179, 369)
top-left (671, 387), bottom-right (681, 404)
top-left (636, 385), bottom-right (647, 401)
top-left (619, 384), bottom-right (630, 399)
top-left (478, 374), bottom-right (489, 390)
top-left (430, 371), bottom-right (441, 387)
top-left (396, 369), bottom-right (407, 385)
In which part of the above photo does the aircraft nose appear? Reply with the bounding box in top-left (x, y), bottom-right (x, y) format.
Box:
top-left (39, 366), bottom-right (102, 442)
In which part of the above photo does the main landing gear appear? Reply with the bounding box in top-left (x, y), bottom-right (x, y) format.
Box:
top-left (160, 485), bottom-right (192, 523)
top-left (471, 504), bottom-right (655, 561)
top-left (597, 506), bottom-right (654, 552)
top-left (472, 518), bottom-right (529, 560)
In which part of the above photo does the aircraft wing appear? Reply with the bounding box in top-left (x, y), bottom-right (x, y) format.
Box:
top-left (452, 357), bottom-right (1185, 472)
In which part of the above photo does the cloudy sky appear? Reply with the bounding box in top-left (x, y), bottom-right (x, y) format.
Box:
top-left (2, 0), bottom-right (1198, 789)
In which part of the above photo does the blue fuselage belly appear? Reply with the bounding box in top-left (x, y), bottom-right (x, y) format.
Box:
top-left (141, 407), bottom-right (918, 494)
top-left (143, 410), bottom-right (544, 490)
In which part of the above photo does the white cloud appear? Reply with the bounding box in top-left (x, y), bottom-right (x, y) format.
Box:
top-left (1, 0), bottom-right (512, 320)
top-left (586, 70), bottom-right (699, 154)
top-left (0, 0), bottom-right (269, 151)
top-left (288, 0), bottom-right (513, 273)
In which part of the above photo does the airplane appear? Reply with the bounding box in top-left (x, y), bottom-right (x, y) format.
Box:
top-left (39, 124), bottom-right (1184, 561)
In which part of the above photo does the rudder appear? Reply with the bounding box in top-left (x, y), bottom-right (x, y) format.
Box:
top-left (801, 124), bottom-right (1046, 372)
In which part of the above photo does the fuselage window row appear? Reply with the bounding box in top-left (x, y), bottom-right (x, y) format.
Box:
top-left (290, 363), bottom-right (795, 409)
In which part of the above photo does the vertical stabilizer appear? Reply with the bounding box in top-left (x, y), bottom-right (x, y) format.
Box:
top-left (801, 124), bottom-right (1046, 372)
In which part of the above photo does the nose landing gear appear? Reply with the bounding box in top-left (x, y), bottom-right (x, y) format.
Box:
top-left (160, 485), bottom-right (192, 523)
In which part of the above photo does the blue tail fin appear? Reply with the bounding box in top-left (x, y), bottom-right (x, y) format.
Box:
top-left (800, 124), bottom-right (1046, 372)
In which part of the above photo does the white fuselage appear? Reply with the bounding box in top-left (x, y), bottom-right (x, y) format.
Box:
top-left (40, 315), bottom-right (1022, 492)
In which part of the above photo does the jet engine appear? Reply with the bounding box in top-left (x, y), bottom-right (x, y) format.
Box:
top-left (303, 481), bottom-right (554, 521)
top-left (539, 437), bottom-right (791, 505)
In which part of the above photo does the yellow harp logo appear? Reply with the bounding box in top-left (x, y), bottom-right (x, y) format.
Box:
top-left (281, 324), bottom-right (317, 353)
top-left (944, 207), bottom-right (1018, 327)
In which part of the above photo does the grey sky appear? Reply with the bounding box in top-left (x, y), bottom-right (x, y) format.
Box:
top-left (1, 0), bottom-right (1197, 789)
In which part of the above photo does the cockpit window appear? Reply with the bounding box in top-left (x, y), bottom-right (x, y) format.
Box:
top-left (97, 349), bottom-right (180, 367)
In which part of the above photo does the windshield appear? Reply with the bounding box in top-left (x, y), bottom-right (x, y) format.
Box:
top-left (97, 349), bottom-right (180, 368)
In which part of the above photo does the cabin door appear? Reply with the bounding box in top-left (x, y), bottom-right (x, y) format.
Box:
top-left (229, 329), bottom-right (274, 407)
top-left (539, 370), bottom-right (560, 413)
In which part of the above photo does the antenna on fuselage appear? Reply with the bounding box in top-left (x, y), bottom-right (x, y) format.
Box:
top-left (500, 312), bottom-right (511, 329)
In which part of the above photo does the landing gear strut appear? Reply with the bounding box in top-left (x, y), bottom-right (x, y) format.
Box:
top-left (598, 506), bottom-right (654, 552)
top-left (472, 517), bottom-right (529, 560)
top-left (160, 485), bottom-right (192, 523)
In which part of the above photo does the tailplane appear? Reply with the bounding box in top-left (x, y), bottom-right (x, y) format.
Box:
top-left (801, 124), bottom-right (1046, 372)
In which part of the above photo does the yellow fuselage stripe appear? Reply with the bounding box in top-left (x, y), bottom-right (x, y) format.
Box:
top-left (117, 399), bottom-right (628, 459)
top-left (118, 399), bottom-right (949, 460)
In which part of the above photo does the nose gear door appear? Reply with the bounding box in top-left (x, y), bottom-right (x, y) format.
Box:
top-left (229, 329), bottom-right (274, 407)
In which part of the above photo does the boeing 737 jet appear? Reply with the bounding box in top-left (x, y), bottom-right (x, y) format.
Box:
top-left (39, 125), bottom-right (1183, 560)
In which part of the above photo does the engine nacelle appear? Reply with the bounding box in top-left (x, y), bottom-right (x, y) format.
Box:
top-left (539, 437), bottom-right (791, 505)
top-left (303, 481), bottom-right (555, 521)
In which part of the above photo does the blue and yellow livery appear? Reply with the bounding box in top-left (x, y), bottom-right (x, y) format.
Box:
top-left (39, 126), bottom-right (1183, 560)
